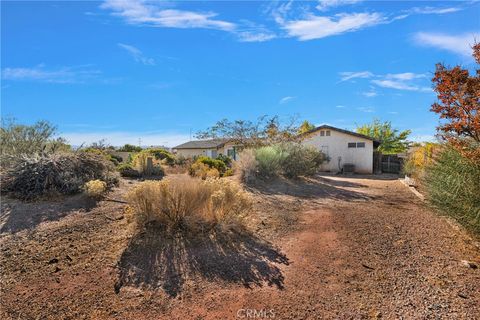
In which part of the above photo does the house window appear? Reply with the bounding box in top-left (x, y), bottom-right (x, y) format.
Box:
top-left (320, 131), bottom-right (325, 136)
top-left (357, 142), bottom-right (365, 148)
top-left (326, 130), bottom-right (331, 136)
top-left (348, 142), bottom-right (356, 148)
top-left (227, 149), bottom-right (235, 158)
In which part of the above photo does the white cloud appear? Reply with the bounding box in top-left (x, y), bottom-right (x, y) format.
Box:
top-left (101, 0), bottom-right (235, 31)
top-left (371, 79), bottom-right (431, 92)
top-left (409, 6), bottom-right (462, 15)
top-left (237, 31), bottom-right (277, 42)
top-left (1, 65), bottom-right (101, 83)
top-left (281, 12), bottom-right (384, 41)
top-left (335, 105), bottom-right (345, 108)
top-left (385, 72), bottom-right (426, 81)
top-left (118, 43), bottom-right (155, 65)
top-left (62, 131), bottom-right (191, 148)
top-left (341, 70), bottom-right (431, 92)
top-left (279, 96), bottom-right (295, 104)
top-left (413, 32), bottom-right (480, 57)
top-left (316, 0), bottom-right (363, 12)
top-left (357, 106), bottom-right (374, 113)
top-left (362, 90), bottom-right (377, 97)
top-left (339, 71), bottom-right (374, 81)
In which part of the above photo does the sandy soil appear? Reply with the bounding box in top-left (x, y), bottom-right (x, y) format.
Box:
top-left (1, 175), bottom-right (479, 319)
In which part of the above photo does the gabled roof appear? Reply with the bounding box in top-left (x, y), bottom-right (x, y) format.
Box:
top-left (173, 139), bottom-right (228, 149)
top-left (301, 125), bottom-right (381, 148)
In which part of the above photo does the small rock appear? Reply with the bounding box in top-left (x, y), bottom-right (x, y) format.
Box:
top-left (458, 293), bottom-right (468, 299)
top-left (460, 260), bottom-right (478, 269)
top-left (48, 258), bottom-right (58, 264)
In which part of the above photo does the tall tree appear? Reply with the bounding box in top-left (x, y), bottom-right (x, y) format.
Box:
top-left (431, 43), bottom-right (480, 161)
top-left (298, 120), bottom-right (316, 134)
top-left (196, 115), bottom-right (299, 147)
top-left (356, 119), bottom-right (411, 154)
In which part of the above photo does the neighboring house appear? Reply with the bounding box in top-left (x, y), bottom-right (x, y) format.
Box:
top-left (300, 125), bottom-right (380, 174)
top-left (173, 139), bottom-right (241, 160)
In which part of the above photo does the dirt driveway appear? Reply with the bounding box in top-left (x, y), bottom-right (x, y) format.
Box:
top-left (1, 175), bottom-right (479, 319)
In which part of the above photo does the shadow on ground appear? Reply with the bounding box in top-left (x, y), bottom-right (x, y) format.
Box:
top-left (115, 227), bottom-right (289, 297)
top-left (0, 194), bottom-right (96, 234)
top-left (246, 175), bottom-right (373, 201)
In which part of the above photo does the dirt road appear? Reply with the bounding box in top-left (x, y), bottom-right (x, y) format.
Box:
top-left (1, 175), bottom-right (479, 319)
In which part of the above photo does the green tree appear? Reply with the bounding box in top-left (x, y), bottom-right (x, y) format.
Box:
top-left (297, 120), bottom-right (316, 134)
top-left (118, 144), bottom-right (142, 152)
top-left (0, 118), bottom-right (66, 157)
top-left (356, 119), bottom-right (411, 154)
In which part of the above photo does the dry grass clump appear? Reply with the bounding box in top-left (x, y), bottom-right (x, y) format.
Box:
top-left (127, 176), bottom-right (252, 234)
top-left (234, 149), bottom-right (258, 183)
top-left (1, 152), bottom-right (119, 200)
top-left (84, 179), bottom-right (107, 199)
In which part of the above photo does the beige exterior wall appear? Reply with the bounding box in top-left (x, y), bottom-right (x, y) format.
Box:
top-left (175, 143), bottom-right (242, 160)
top-left (175, 148), bottom-right (218, 158)
top-left (301, 129), bottom-right (374, 173)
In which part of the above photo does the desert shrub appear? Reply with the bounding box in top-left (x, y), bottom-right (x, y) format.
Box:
top-left (254, 145), bottom-right (286, 178)
top-left (146, 148), bottom-right (175, 166)
top-left (216, 154), bottom-right (232, 167)
top-left (84, 179), bottom-right (107, 199)
top-left (110, 154), bottom-right (123, 164)
top-left (280, 143), bottom-right (326, 178)
top-left (117, 163), bottom-right (141, 178)
top-left (127, 176), bottom-right (251, 233)
top-left (189, 156), bottom-right (227, 178)
top-left (223, 168), bottom-right (234, 177)
top-left (174, 154), bottom-right (188, 166)
top-left (235, 149), bottom-right (258, 183)
top-left (1, 152), bottom-right (119, 200)
top-left (0, 119), bottom-right (70, 166)
top-left (131, 151), bottom-right (165, 177)
top-left (189, 162), bottom-right (220, 179)
top-left (424, 145), bottom-right (480, 234)
top-left (83, 148), bottom-right (120, 166)
top-left (402, 143), bottom-right (438, 180)
top-left (197, 156), bottom-right (227, 173)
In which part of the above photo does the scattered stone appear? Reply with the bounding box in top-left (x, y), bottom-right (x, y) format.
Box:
top-left (458, 293), bottom-right (468, 299)
top-left (362, 263), bottom-right (375, 270)
top-left (460, 260), bottom-right (478, 269)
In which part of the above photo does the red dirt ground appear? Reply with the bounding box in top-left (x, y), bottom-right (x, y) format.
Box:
top-left (1, 175), bottom-right (479, 319)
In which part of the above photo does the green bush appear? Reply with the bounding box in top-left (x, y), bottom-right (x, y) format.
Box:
top-left (117, 144), bottom-right (142, 152)
top-left (216, 154), bottom-right (232, 167)
top-left (424, 145), bottom-right (480, 235)
top-left (146, 148), bottom-right (175, 165)
top-left (117, 163), bottom-right (141, 178)
top-left (280, 143), bottom-right (326, 178)
top-left (254, 145), bottom-right (286, 178)
top-left (196, 156), bottom-right (227, 174)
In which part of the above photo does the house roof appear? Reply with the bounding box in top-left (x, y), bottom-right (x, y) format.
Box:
top-left (301, 125), bottom-right (381, 148)
top-left (173, 139), bottom-right (228, 149)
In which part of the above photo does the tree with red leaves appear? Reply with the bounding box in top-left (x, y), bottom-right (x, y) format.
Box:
top-left (431, 43), bottom-right (480, 161)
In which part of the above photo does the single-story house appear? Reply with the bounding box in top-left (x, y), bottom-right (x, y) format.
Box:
top-left (173, 125), bottom-right (379, 174)
top-left (300, 125), bottom-right (380, 174)
top-left (173, 139), bottom-right (241, 160)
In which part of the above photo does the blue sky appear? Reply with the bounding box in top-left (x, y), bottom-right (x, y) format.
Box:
top-left (2, 0), bottom-right (479, 147)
